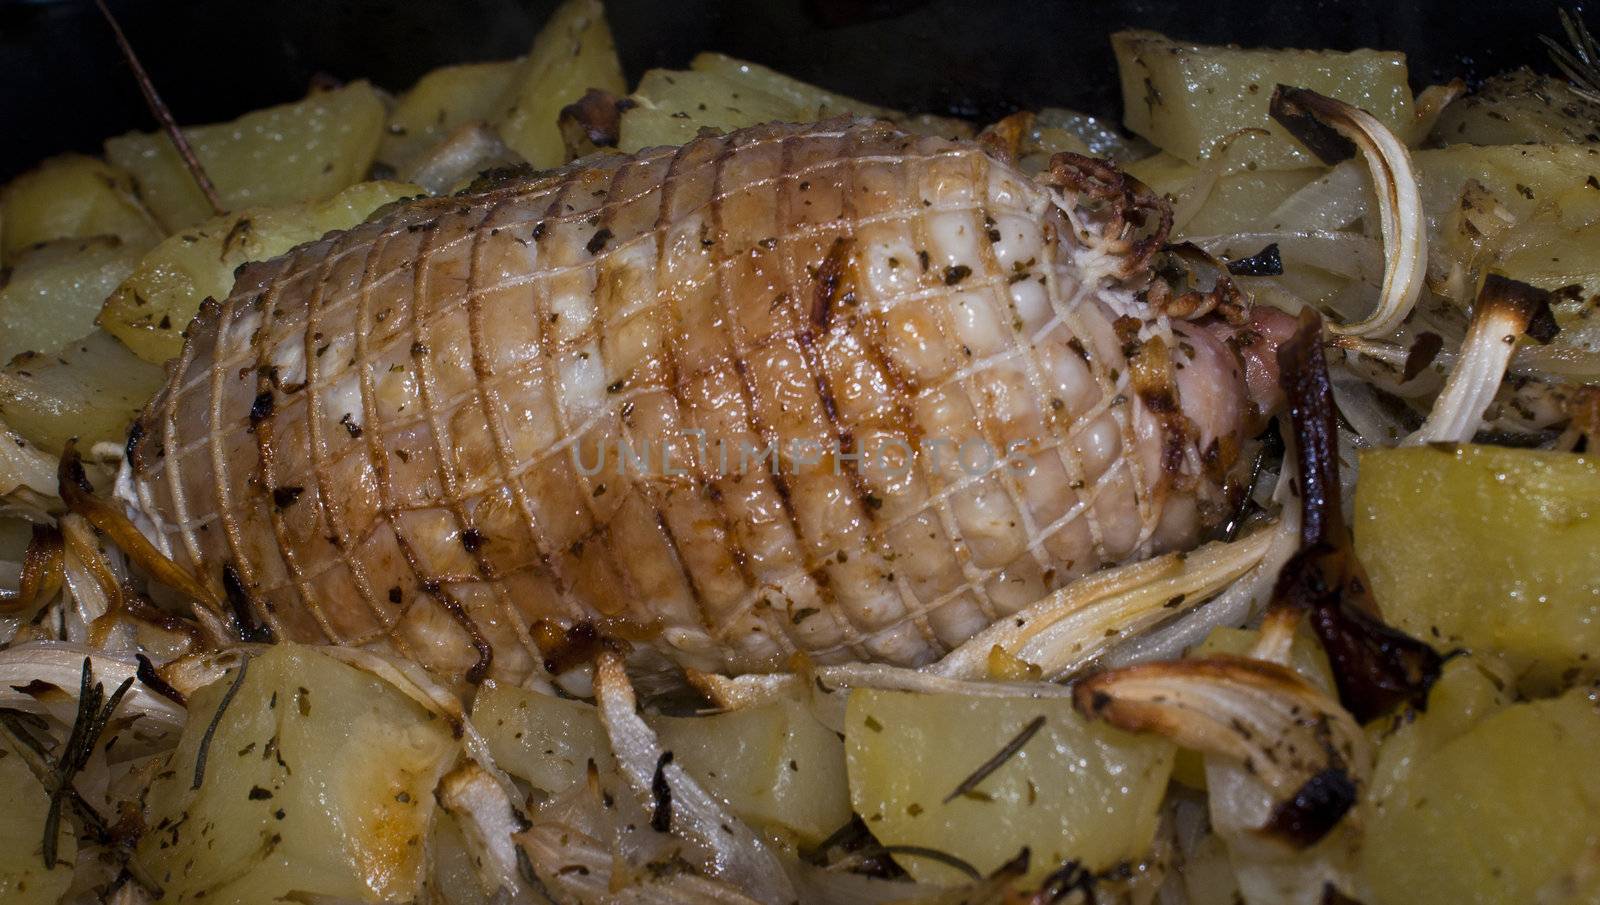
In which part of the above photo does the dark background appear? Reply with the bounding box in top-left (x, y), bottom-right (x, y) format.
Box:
top-left (0, 0), bottom-right (1589, 180)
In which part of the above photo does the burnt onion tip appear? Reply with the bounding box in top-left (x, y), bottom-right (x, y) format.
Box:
top-left (1273, 308), bottom-right (1442, 722)
top-left (1268, 85), bottom-right (1358, 165)
top-left (1262, 765), bottom-right (1359, 847)
top-left (1226, 242), bottom-right (1284, 277)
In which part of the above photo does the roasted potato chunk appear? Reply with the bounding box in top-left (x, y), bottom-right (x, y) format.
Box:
top-left (105, 81), bottom-right (387, 231)
top-left (845, 689), bottom-right (1173, 884)
top-left (133, 645), bottom-right (458, 905)
top-left (494, 0), bottom-right (626, 168)
top-left (100, 180), bottom-right (421, 363)
top-left (1362, 684), bottom-right (1600, 905)
top-left (1353, 444), bottom-right (1600, 690)
top-left (0, 329), bottom-right (163, 452)
top-left (1112, 30), bottom-right (1414, 169)
top-left (620, 69), bottom-right (797, 152)
top-left (473, 683), bottom-right (850, 843)
top-left (0, 153), bottom-right (163, 264)
top-left (1432, 68), bottom-right (1600, 147)
top-left (0, 236), bottom-right (144, 363)
top-left (377, 59), bottom-right (522, 176)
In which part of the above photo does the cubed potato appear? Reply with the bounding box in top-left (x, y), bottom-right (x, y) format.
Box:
top-left (377, 59), bottom-right (522, 176)
top-left (1112, 30), bottom-right (1414, 169)
top-left (654, 697), bottom-right (851, 845)
top-left (1498, 219), bottom-right (1600, 300)
top-left (495, 0), bottom-right (626, 168)
top-left (0, 154), bottom-right (163, 264)
top-left (0, 236), bottom-right (145, 362)
top-left (619, 69), bottom-right (796, 153)
top-left (472, 684), bottom-right (610, 795)
top-left (1353, 444), bottom-right (1600, 689)
top-left (1185, 168), bottom-right (1322, 235)
top-left (1433, 69), bottom-right (1600, 147)
top-left (689, 52), bottom-right (893, 120)
top-left (105, 81), bottom-right (387, 231)
top-left (845, 689), bottom-right (1173, 885)
top-left (1366, 656), bottom-right (1511, 804)
top-left (0, 329), bottom-right (164, 453)
top-left (1361, 685), bottom-right (1600, 905)
top-left (1124, 151), bottom-right (1198, 200)
top-left (473, 683), bottom-right (850, 843)
top-left (0, 734), bottom-right (76, 905)
top-left (100, 180), bottom-right (421, 364)
top-left (133, 645), bottom-right (458, 905)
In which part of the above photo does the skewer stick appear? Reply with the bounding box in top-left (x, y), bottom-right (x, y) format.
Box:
top-left (93, 0), bottom-right (224, 216)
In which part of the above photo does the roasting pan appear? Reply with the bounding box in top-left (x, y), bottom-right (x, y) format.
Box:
top-left (0, 0), bottom-right (1582, 181)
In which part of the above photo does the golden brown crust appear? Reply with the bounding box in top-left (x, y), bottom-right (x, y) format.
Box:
top-left (126, 119), bottom-right (1259, 682)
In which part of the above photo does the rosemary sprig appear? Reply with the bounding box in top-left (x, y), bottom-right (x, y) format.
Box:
top-left (92, 0), bottom-right (224, 215)
top-left (942, 715), bottom-right (1046, 804)
top-left (191, 657), bottom-right (251, 791)
top-left (39, 658), bottom-right (133, 869)
top-left (1542, 8), bottom-right (1600, 105)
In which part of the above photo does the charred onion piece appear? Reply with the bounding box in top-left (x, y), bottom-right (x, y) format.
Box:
top-left (1408, 274), bottom-right (1559, 445)
top-left (1275, 310), bottom-right (1442, 721)
top-left (1270, 85), bottom-right (1424, 338)
top-left (557, 87), bottom-right (633, 159)
top-left (0, 524), bottom-right (64, 618)
top-left (57, 441), bottom-right (222, 613)
top-left (1074, 653), bottom-right (1371, 847)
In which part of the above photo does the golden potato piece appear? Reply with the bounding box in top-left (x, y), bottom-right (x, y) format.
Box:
top-left (473, 683), bottom-right (850, 843)
top-left (689, 52), bottom-right (893, 119)
top-left (0, 329), bottom-right (163, 453)
top-left (1433, 68), bottom-right (1600, 147)
top-left (0, 236), bottom-right (144, 362)
top-left (105, 81), bottom-right (386, 231)
top-left (1353, 444), bottom-right (1600, 690)
top-left (377, 59), bottom-right (522, 176)
top-left (0, 154), bottom-right (164, 265)
top-left (1112, 30), bottom-right (1414, 169)
top-left (134, 645), bottom-right (457, 905)
top-left (100, 180), bottom-right (421, 364)
top-left (1362, 685), bottom-right (1600, 905)
top-left (495, 0), bottom-right (626, 168)
top-left (845, 688), bottom-right (1173, 885)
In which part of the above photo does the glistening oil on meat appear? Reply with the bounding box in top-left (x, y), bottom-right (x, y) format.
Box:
top-left (118, 118), bottom-right (1293, 684)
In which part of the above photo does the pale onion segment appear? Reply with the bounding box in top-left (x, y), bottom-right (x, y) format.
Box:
top-left (1406, 275), bottom-right (1557, 444)
top-left (434, 763), bottom-right (527, 898)
top-left (1402, 80), bottom-right (1467, 146)
top-left (593, 652), bottom-right (798, 904)
top-left (0, 641), bottom-right (186, 758)
top-left (689, 529), bottom-right (1279, 713)
top-left (1272, 87), bottom-right (1425, 338)
top-left (930, 527), bottom-right (1276, 682)
top-left (1170, 127), bottom-right (1273, 235)
top-left (1104, 463), bottom-right (1303, 668)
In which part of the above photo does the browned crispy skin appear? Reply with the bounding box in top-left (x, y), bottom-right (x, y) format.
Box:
top-left (122, 119), bottom-right (1268, 682)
